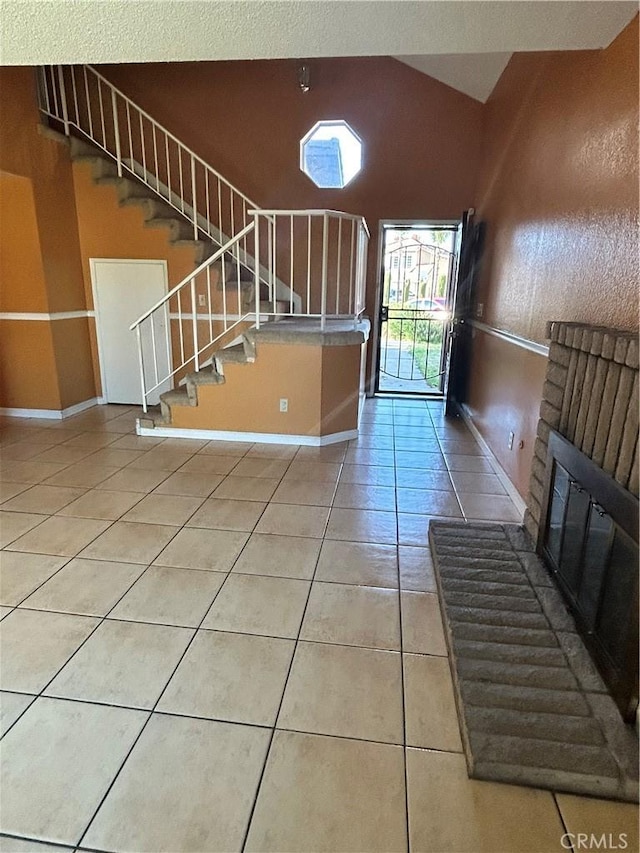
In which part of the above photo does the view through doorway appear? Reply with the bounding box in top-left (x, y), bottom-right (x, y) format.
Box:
top-left (376, 223), bottom-right (458, 394)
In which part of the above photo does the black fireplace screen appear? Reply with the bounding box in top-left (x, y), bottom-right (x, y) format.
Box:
top-left (539, 430), bottom-right (639, 722)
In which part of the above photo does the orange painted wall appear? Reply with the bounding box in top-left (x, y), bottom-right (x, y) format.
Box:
top-left (71, 159), bottom-right (198, 396)
top-left (0, 67), bottom-right (94, 409)
top-left (72, 160), bottom-right (196, 309)
top-left (99, 57), bottom-right (484, 382)
top-left (171, 342), bottom-right (361, 436)
top-left (0, 67), bottom-right (203, 409)
top-left (0, 173), bottom-right (48, 312)
top-left (0, 68), bottom-right (86, 315)
top-left (50, 318), bottom-right (98, 409)
top-left (467, 17), bottom-right (639, 496)
top-left (0, 322), bottom-right (61, 409)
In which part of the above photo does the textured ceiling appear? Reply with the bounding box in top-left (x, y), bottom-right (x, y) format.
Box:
top-left (395, 53), bottom-right (513, 102)
top-left (1, 1), bottom-right (637, 102)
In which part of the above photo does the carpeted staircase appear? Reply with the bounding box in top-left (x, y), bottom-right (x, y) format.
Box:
top-left (147, 334), bottom-right (256, 427)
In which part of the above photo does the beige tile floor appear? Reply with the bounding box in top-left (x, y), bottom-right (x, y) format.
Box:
top-left (0, 398), bottom-right (637, 852)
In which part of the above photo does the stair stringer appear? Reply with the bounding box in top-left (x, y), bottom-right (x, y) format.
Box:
top-left (70, 136), bottom-right (218, 265)
top-left (67, 134), bottom-right (301, 312)
top-left (122, 157), bottom-right (299, 309)
top-left (70, 136), bottom-right (269, 332)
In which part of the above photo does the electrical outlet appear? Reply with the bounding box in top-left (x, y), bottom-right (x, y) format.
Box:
top-left (198, 294), bottom-right (206, 307)
top-left (279, 398), bottom-right (288, 413)
top-left (476, 303), bottom-right (484, 318)
top-left (508, 431), bottom-right (515, 450)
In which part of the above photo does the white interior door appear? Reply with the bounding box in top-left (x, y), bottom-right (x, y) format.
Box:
top-left (91, 259), bottom-right (171, 406)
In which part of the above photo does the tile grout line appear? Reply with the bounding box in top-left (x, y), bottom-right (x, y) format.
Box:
top-left (1, 399), bottom-right (527, 850)
top-left (238, 459), bottom-right (339, 853)
top-left (552, 792), bottom-right (575, 852)
top-left (72, 495), bottom-right (269, 850)
top-left (392, 411), bottom-right (413, 853)
top-left (0, 550), bottom-right (160, 743)
top-left (71, 446), bottom-right (304, 850)
top-left (0, 440), bottom-right (228, 744)
top-left (6, 606), bottom-right (445, 654)
top-left (0, 484), bottom-right (158, 578)
top-left (2, 684), bottom-right (466, 756)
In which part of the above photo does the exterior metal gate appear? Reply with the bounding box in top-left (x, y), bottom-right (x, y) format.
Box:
top-left (377, 228), bottom-right (456, 394)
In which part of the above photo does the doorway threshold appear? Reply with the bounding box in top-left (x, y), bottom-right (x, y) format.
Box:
top-left (375, 391), bottom-right (444, 400)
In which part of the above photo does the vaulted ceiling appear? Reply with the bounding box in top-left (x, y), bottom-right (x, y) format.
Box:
top-left (1, 1), bottom-right (637, 102)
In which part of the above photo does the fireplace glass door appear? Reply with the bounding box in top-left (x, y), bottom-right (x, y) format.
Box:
top-left (541, 432), bottom-right (639, 722)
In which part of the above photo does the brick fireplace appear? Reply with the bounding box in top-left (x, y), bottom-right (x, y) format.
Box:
top-left (525, 321), bottom-right (639, 721)
top-left (525, 322), bottom-right (639, 541)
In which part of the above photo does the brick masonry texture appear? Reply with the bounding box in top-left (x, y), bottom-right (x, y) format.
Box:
top-left (529, 322), bottom-right (639, 541)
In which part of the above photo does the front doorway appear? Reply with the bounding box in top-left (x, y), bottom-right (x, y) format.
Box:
top-left (375, 223), bottom-right (458, 395)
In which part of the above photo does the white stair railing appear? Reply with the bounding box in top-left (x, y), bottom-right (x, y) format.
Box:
top-left (131, 211), bottom-right (369, 411)
top-left (130, 224), bottom-right (256, 412)
top-left (251, 210), bottom-right (369, 330)
top-left (38, 64), bottom-right (258, 268)
top-left (37, 65), bottom-right (370, 412)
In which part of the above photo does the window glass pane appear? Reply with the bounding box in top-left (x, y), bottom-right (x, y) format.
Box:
top-left (597, 529), bottom-right (637, 667)
top-left (578, 505), bottom-right (612, 628)
top-left (301, 121), bottom-right (362, 188)
top-left (546, 463), bottom-right (570, 565)
top-left (558, 478), bottom-right (590, 596)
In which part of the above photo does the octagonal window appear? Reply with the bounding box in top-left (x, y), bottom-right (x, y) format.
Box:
top-left (300, 121), bottom-right (362, 189)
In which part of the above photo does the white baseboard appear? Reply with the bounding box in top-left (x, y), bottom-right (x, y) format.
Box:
top-left (0, 397), bottom-right (100, 420)
top-left (136, 422), bottom-right (358, 446)
top-left (459, 403), bottom-right (527, 517)
top-left (62, 398), bottom-right (102, 417)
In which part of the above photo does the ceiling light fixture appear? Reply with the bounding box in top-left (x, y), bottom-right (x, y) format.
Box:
top-left (297, 64), bottom-right (311, 93)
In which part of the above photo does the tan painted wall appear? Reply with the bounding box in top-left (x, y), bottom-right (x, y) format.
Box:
top-left (467, 17), bottom-right (639, 497)
top-left (320, 346), bottom-right (362, 435)
top-left (466, 331), bottom-right (548, 496)
top-left (170, 341), bottom-right (361, 437)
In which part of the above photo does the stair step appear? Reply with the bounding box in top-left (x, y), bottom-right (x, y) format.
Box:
top-left (185, 366), bottom-right (225, 386)
top-left (69, 136), bottom-right (104, 161)
top-left (172, 239), bottom-right (217, 264)
top-left (71, 141), bottom-right (298, 310)
top-left (98, 178), bottom-right (154, 202)
top-left (259, 300), bottom-right (290, 316)
top-left (216, 344), bottom-right (250, 364)
top-left (159, 388), bottom-right (196, 407)
top-left (125, 195), bottom-right (176, 218)
top-left (144, 217), bottom-right (193, 240)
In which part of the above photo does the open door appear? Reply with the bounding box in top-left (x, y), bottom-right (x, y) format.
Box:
top-left (375, 223), bottom-right (458, 395)
top-left (444, 210), bottom-right (485, 416)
